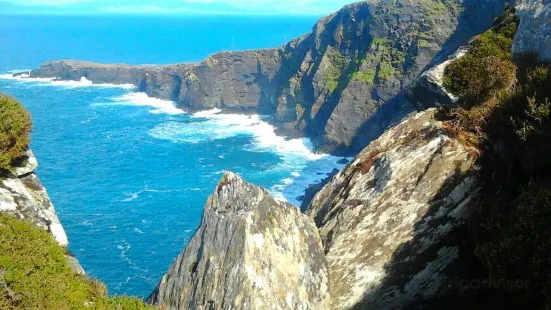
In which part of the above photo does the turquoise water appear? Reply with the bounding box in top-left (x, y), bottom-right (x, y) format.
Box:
top-left (0, 15), bottom-right (345, 297)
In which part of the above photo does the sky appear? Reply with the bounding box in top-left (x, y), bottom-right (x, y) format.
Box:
top-left (1, 0), bottom-right (359, 15)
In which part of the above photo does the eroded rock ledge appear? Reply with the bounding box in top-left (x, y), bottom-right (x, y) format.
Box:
top-left (147, 172), bottom-right (330, 310)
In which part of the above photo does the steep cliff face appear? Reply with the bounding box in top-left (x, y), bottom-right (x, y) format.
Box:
top-left (273, 0), bottom-right (505, 154)
top-left (513, 0), bottom-right (551, 61)
top-left (307, 109), bottom-right (479, 309)
top-left (0, 150), bottom-right (84, 274)
top-left (0, 151), bottom-right (68, 246)
top-left (147, 172), bottom-right (330, 310)
top-left (28, 0), bottom-right (507, 155)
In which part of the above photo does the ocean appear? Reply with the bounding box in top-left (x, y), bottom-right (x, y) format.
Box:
top-left (0, 15), bottom-right (346, 297)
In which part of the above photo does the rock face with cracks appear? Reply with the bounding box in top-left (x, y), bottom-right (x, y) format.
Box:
top-left (513, 0), bottom-right (551, 61)
top-left (0, 150), bottom-right (84, 274)
top-left (307, 109), bottom-right (480, 309)
top-left (0, 151), bottom-right (68, 246)
top-left (147, 172), bottom-right (330, 310)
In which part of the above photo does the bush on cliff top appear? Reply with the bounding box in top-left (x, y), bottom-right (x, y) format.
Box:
top-left (0, 95), bottom-right (32, 171)
top-left (0, 214), bottom-right (153, 309)
top-left (441, 6), bottom-right (551, 308)
top-left (476, 182), bottom-right (551, 303)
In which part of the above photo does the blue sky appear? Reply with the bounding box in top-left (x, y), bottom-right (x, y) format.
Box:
top-left (3, 0), bottom-right (358, 15)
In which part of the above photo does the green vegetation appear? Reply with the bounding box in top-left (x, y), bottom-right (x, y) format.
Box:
top-left (351, 69), bottom-right (376, 84)
top-left (476, 182), bottom-right (551, 304)
top-left (321, 47), bottom-right (348, 93)
top-left (419, 0), bottom-right (447, 16)
top-left (351, 38), bottom-right (405, 85)
top-left (441, 7), bottom-right (551, 307)
top-left (443, 10), bottom-right (518, 107)
top-left (0, 214), bottom-right (153, 309)
top-left (0, 95), bottom-right (32, 172)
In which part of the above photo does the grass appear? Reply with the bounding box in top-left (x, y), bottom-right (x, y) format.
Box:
top-left (0, 212), bottom-right (153, 309)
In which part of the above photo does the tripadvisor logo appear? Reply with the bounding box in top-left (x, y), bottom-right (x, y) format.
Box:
top-left (442, 277), bottom-right (530, 292)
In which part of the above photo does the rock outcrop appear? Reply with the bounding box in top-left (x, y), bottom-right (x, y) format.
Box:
top-left (147, 172), bottom-right (330, 310)
top-left (307, 109), bottom-right (480, 309)
top-left (0, 151), bottom-right (68, 246)
top-left (513, 0), bottom-right (551, 61)
top-left (407, 46), bottom-right (468, 110)
top-left (0, 150), bottom-right (84, 274)
top-left (26, 0), bottom-right (507, 155)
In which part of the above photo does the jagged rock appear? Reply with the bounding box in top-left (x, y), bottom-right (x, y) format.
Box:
top-left (307, 109), bottom-right (480, 309)
top-left (407, 47), bottom-right (469, 110)
top-left (148, 172), bottom-right (330, 310)
top-left (0, 155), bottom-right (68, 246)
top-left (0, 150), bottom-right (84, 274)
top-left (514, 0), bottom-right (551, 61)
top-left (14, 150), bottom-right (38, 177)
top-left (27, 0), bottom-right (507, 155)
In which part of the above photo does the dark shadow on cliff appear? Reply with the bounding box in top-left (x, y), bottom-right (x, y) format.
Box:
top-left (346, 162), bottom-right (528, 310)
top-left (346, 0), bottom-right (508, 155)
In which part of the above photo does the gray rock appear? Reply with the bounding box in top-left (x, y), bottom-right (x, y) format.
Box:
top-left (0, 168), bottom-right (68, 246)
top-left (0, 149), bottom-right (84, 274)
top-left (307, 109), bottom-right (480, 309)
top-left (407, 47), bottom-right (469, 110)
top-left (148, 172), bottom-right (330, 310)
top-left (513, 0), bottom-right (551, 61)
top-left (27, 0), bottom-right (507, 155)
top-left (14, 150), bottom-right (38, 177)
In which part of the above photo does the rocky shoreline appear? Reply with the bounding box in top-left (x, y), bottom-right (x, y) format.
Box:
top-left (20, 0), bottom-right (508, 156)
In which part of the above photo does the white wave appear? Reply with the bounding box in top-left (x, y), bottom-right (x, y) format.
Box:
top-left (0, 73), bottom-right (135, 90)
top-left (121, 185), bottom-right (191, 202)
top-left (270, 156), bottom-right (349, 206)
top-left (7, 69), bottom-right (31, 74)
top-left (151, 109), bottom-right (326, 160)
top-left (95, 92), bottom-right (184, 115)
top-left (149, 108), bottom-right (349, 204)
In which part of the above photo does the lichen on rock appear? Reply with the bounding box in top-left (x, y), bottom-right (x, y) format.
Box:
top-left (148, 172), bottom-right (330, 310)
top-left (307, 109), bottom-right (480, 309)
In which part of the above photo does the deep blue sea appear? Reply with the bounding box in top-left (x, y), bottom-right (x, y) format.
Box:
top-left (0, 15), bottom-right (345, 297)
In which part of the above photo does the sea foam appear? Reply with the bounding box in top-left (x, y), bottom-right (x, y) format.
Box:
top-left (0, 73), bottom-right (135, 90)
top-left (95, 93), bottom-right (184, 115)
top-left (149, 108), bottom-right (348, 205)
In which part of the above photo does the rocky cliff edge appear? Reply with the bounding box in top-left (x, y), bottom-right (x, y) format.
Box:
top-left (147, 171), bottom-right (330, 310)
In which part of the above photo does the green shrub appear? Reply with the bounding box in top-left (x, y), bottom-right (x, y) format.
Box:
top-left (0, 214), bottom-right (152, 309)
top-left (441, 6), bottom-right (551, 307)
top-left (476, 181), bottom-right (551, 305)
top-left (443, 6), bottom-right (518, 108)
top-left (443, 55), bottom-right (517, 106)
top-left (0, 95), bottom-right (32, 171)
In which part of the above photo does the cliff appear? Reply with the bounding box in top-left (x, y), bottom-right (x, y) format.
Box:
top-left (0, 150), bottom-right (68, 246)
top-left (148, 108), bottom-right (481, 310)
top-left (26, 0), bottom-right (508, 155)
top-left (0, 150), bottom-right (85, 274)
top-left (307, 109), bottom-right (479, 309)
top-left (147, 172), bottom-right (330, 310)
top-left (513, 0), bottom-right (551, 61)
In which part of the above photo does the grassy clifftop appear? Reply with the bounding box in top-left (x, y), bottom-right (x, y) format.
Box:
top-left (0, 214), bottom-right (153, 309)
